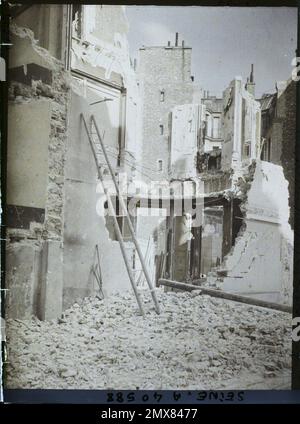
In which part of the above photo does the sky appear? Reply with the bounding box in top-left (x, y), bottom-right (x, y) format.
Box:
top-left (126, 6), bottom-right (297, 98)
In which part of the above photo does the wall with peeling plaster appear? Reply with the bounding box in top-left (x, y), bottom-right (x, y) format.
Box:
top-left (7, 100), bottom-right (51, 209)
top-left (62, 91), bottom-right (132, 309)
top-left (6, 23), bottom-right (69, 319)
top-left (221, 160), bottom-right (293, 305)
top-left (170, 103), bottom-right (205, 179)
top-left (222, 77), bottom-right (261, 173)
top-left (13, 4), bottom-right (66, 61)
top-left (5, 6), bottom-right (142, 319)
top-left (261, 79), bottom-right (296, 229)
top-left (71, 5), bottom-right (141, 168)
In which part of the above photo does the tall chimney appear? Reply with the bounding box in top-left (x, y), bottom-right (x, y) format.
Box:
top-left (250, 64), bottom-right (254, 83)
top-left (167, 41), bottom-right (171, 47)
top-left (246, 64), bottom-right (255, 96)
top-left (175, 32), bottom-right (179, 47)
top-left (182, 40), bottom-right (185, 47)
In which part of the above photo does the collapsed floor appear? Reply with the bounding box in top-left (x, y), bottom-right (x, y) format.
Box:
top-left (5, 289), bottom-right (291, 390)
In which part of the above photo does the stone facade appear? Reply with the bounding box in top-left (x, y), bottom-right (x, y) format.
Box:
top-left (5, 5), bottom-right (140, 319)
top-left (221, 76), bottom-right (261, 173)
top-left (260, 79), bottom-right (296, 229)
top-left (170, 103), bottom-right (206, 180)
top-left (6, 23), bottom-right (70, 319)
top-left (138, 41), bottom-right (200, 181)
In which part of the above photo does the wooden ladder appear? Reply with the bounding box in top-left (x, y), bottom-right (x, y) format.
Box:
top-left (81, 113), bottom-right (160, 316)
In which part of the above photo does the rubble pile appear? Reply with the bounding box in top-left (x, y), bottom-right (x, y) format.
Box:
top-left (5, 289), bottom-right (291, 389)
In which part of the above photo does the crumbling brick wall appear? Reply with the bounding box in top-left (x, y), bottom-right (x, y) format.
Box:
top-left (138, 46), bottom-right (195, 181)
top-left (267, 80), bottom-right (295, 229)
top-left (280, 81), bottom-right (295, 229)
top-left (6, 25), bottom-right (70, 319)
top-left (8, 25), bottom-right (70, 241)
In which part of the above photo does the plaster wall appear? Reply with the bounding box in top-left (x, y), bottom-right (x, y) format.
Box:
top-left (7, 100), bottom-right (51, 209)
top-left (222, 161), bottom-right (293, 305)
top-left (62, 91), bottom-right (132, 309)
top-left (170, 103), bottom-right (205, 179)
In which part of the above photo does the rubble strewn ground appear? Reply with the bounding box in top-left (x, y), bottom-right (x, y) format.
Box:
top-left (5, 289), bottom-right (291, 389)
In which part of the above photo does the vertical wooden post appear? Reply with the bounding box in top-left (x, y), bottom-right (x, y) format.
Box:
top-left (222, 198), bottom-right (233, 259)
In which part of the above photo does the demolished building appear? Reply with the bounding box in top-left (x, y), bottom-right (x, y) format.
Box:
top-left (137, 44), bottom-right (293, 305)
top-left (6, 4), bottom-right (143, 319)
top-left (4, 4), bottom-right (294, 324)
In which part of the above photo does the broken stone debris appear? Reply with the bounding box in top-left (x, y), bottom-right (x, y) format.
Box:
top-left (5, 289), bottom-right (291, 390)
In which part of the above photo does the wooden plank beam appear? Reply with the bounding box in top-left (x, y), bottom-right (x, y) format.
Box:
top-left (158, 279), bottom-right (292, 314)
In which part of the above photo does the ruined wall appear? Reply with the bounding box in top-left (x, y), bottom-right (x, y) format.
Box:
top-left (138, 45), bottom-right (196, 181)
top-left (279, 81), bottom-right (295, 229)
top-left (61, 4), bottom-right (141, 307)
top-left (7, 101), bottom-right (50, 209)
top-left (222, 77), bottom-right (261, 173)
top-left (170, 103), bottom-right (205, 179)
top-left (6, 24), bottom-right (69, 319)
top-left (14, 4), bottom-right (66, 61)
top-left (221, 160), bottom-right (293, 305)
top-left (70, 5), bottom-right (140, 170)
top-left (221, 81), bottom-right (236, 171)
top-left (268, 80), bottom-right (295, 229)
top-left (62, 90), bottom-right (132, 309)
top-left (6, 5), bottom-right (143, 319)
top-left (82, 5), bottom-right (129, 46)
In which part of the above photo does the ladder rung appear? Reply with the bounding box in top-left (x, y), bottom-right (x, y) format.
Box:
top-left (81, 113), bottom-right (160, 316)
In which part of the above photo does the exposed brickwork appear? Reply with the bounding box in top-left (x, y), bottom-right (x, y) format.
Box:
top-left (138, 46), bottom-right (196, 181)
top-left (280, 81), bottom-right (296, 229)
top-left (7, 33), bottom-right (70, 242)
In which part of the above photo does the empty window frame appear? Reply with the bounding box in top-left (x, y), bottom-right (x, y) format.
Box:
top-left (160, 90), bottom-right (165, 102)
top-left (159, 124), bottom-right (164, 135)
top-left (157, 159), bottom-right (163, 172)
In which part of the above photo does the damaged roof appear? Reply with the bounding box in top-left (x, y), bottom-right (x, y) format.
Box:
top-left (259, 93), bottom-right (276, 111)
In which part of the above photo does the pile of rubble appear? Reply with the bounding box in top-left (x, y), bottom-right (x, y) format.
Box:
top-left (5, 289), bottom-right (291, 389)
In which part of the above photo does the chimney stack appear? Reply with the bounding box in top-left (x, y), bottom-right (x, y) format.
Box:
top-left (175, 32), bottom-right (179, 47)
top-left (250, 64), bottom-right (254, 83)
top-left (167, 41), bottom-right (171, 47)
top-left (182, 40), bottom-right (185, 47)
top-left (246, 64), bottom-right (255, 96)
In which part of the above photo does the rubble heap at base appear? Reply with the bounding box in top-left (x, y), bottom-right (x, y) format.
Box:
top-left (6, 289), bottom-right (291, 390)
